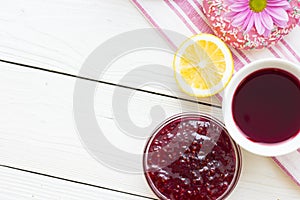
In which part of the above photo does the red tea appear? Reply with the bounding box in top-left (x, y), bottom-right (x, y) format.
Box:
top-left (232, 68), bottom-right (300, 143)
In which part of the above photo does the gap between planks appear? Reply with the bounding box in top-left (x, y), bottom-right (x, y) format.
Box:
top-left (0, 165), bottom-right (156, 200)
top-left (0, 58), bottom-right (221, 109)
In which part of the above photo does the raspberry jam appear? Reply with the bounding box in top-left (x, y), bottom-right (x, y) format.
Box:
top-left (143, 113), bottom-right (241, 200)
top-left (232, 68), bottom-right (300, 143)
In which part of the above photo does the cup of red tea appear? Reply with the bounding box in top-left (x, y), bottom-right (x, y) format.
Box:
top-left (143, 113), bottom-right (242, 200)
top-left (223, 58), bottom-right (300, 156)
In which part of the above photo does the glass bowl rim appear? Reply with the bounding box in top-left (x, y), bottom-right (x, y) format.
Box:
top-left (143, 112), bottom-right (242, 200)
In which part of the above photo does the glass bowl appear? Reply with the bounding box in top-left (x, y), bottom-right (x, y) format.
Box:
top-left (143, 113), bottom-right (242, 200)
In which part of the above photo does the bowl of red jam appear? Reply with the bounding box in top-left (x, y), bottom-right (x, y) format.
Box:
top-left (143, 113), bottom-right (242, 200)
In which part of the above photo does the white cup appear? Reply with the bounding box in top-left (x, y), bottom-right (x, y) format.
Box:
top-left (222, 58), bottom-right (300, 156)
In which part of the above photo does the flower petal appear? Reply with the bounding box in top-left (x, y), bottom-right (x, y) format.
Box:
top-left (226, 0), bottom-right (236, 5)
top-left (225, 11), bottom-right (238, 19)
top-left (241, 11), bottom-right (253, 30)
top-left (267, 0), bottom-right (288, 3)
top-left (265, 7), bottom-right (289, 22)
top-left (263, 29), bottom-right (271, 37)
top-left (232, 9), bottom-right (251, 27)
top-left (269, 1), bottom-right (290, 7)
top-left (260, 11), bottom-right (274, 30)
top-left (273, 17), bottom-right (288, 28)
top-left (226, 0), bottom-right (246, 5)
top-left (245, 12), bottom-right (255, 33)
top-left (229, 2), bottom-right (249, 12)
top-left (254, 13), bottom-right (265, 35)
top-left (268, 0), bottom-right (291, 10)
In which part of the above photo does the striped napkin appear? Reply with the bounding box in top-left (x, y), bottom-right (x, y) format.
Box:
top-left (131, 0), bottom-right (300, 187)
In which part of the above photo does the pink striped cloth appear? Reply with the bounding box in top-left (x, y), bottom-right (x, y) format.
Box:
top-left (131, 0), bottom-right (300, 187)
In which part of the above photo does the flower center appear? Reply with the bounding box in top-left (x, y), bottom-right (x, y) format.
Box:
top-left (249, 0), bottom-right (267, 12)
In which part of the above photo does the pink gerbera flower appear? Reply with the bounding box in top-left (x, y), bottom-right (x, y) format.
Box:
top-left (228, 0), bottom-right (291, 36)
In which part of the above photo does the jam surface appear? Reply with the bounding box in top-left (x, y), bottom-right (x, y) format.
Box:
top-left (232, 68), bottom-right (300, 143)
top-left (144, 116), bottom-right (238, 200)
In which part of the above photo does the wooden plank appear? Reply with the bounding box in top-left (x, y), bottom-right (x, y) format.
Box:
top-left (0, 61), bottom-right (219, 198)
top-left (0, 166), bottom-right (149, 200)
top-left (0, 0), bottom-right (148, 71)
top-left (0, 0), bottom-right (220, 105)
top-left (0, 61), bottom-right (299, 199)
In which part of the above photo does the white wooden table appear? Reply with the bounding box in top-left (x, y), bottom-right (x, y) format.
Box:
top-left (0, 0), bottom-right (299, 199)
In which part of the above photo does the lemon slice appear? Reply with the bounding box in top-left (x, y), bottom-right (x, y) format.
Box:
top-left (173, 34), bottom-right (234, 97)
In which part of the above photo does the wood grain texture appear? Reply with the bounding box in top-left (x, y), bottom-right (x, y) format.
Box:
top-left (0, 0), bottom-right (219, 105)
top-left (0, 61), bottom-right (219, 198)
top-left (0, 166), bottom-right (149, 200)
top-left (0, 61), bottom-right (299, 199)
